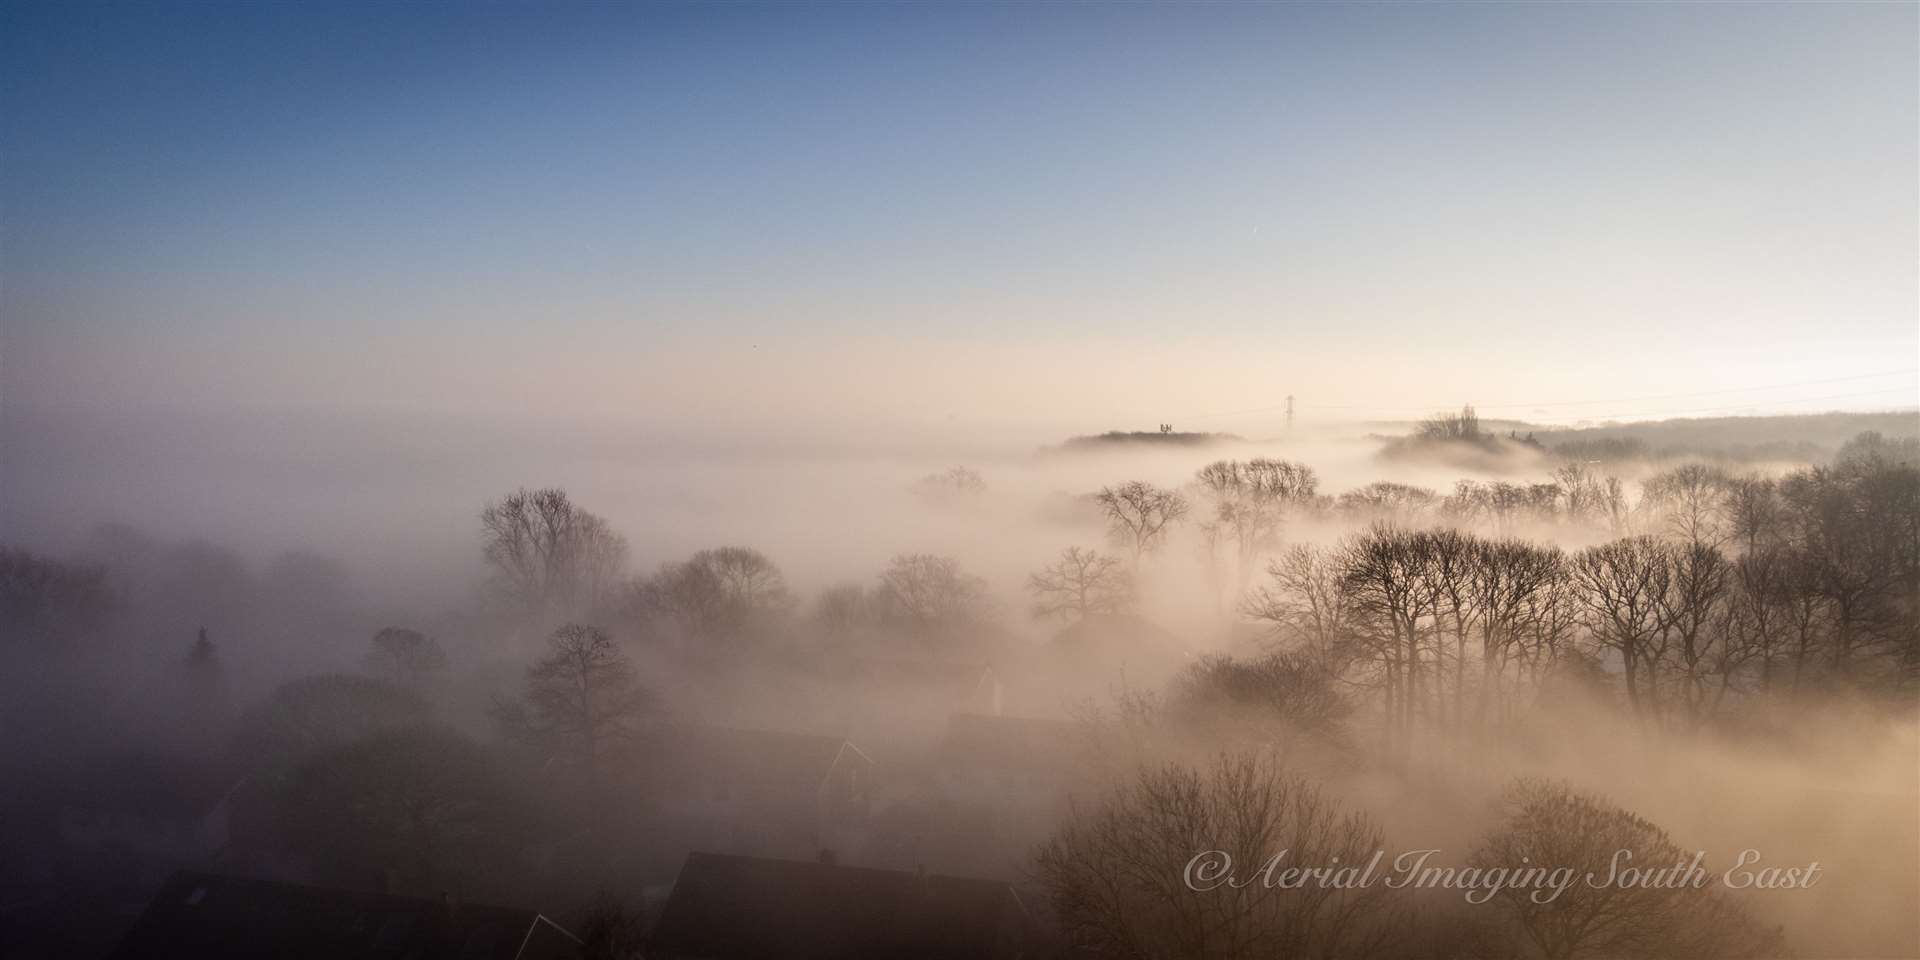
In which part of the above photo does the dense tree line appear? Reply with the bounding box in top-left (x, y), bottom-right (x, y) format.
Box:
top-left (1242, 449), bottom-right (1919, 748)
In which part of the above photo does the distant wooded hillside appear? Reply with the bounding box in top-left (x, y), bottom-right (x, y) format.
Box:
top-left (1056, 430), bottom-right (1242, 450)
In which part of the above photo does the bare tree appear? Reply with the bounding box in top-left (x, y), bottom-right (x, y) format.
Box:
top-left (1777, 455), bottom-right (1919, 676)
top-left (912, 465), bottom-right (987, 506)
top-left (1600, 475), bottom-right (1633, 538)
top-left (1340, 525), bottom-right (1439, 748)
top-left (1769, 548), bottom-right (1832, 690)
top-left (1641, 464), bottom-right (1734, 548)
top-left (812, 582), bottom-right (878, 640)
top-left (1194, 461), bottom-right (1262, 592)
top-left (1723, 548), bottom-right (1782, 688)
top-left (1164, 652), bottom-right (1354, 750)
top-left (480, 488), bottom-right (628, 619)
top-left (493, 624), bottom-right (652, 773)
top-left (1466, 538), bottom-right (1564, 726)
top-left (1335, 482), bottom-right (1437, 527)
top-left (1417, 404), bottom-right (1483, 443)
top-left (1834, 429), bottom-right (1920, 470)
top-left (365, 626), bottom-right (446, 687)
top-left (1569, 537), bottom-right (1675, 721)
top-left (634, 546), bottom-right (792, 649)
top-left (1095, 481), bottom-right (1190, 563)
top-left (1469, 779), bottom-right (1782, 960)
top-left (1443, 480), bottom-right (1560, 536)
top-left (1658, 542), bottom-right (1733, 724)
top-left (1036, 754), bottom-right (1395, 960)
top-left (1028, 547), bottom-right (1135, 622)
top-left (1194, 458), bottom-right (1318, 597)
top-left (1552, 462), bottom-right (1597, 526)
top-left (1515, 571), bottom-right (1582, 693)
top-left (1425, 528), bottom-right (1480, 731)
top-left (1243, 544), bottom-right (1352, 658)
top-left (1553, 461), bottom-right (1634, 533)
top-left (1726, 473), bottom-right (1784, 555)
top-left (875, 553), bottom-right (991, 635)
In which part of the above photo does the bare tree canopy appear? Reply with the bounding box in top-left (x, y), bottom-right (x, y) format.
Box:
top-left (480, 488), bottom-right (628, 619)
top-left (1243, 544), bottom-right (1351, 657)
top-left (1194, 458), bottom-right (1321, 597)
top-left (1036, 754), bottom-right (1395, 960)
top-left (911, 465), bottom-right (987, 506)
top-left (1164, 651), bottom-right (1354, 750)
top-left (1028, 547), bottom-right (1135, 622)
top-left (365, 626), bottom-right (446, 687)
top-left (632, 546), bottom-right (793, 649)
top-left (875, 553), bottom-right (991, 630)
top-left (811, 582), bottom-right (878, 640)
top-left (493, 623), bottom-right (652, 772)
top-left (1834, 430), bottom-right (1920, 469)
top-left (1095, 481), bottom-right (1190, 562)
top-left (1335, 482), bottom-right (1437, 527)
top-left (1640, 463), bottom-right (1735, 547)
top-left (1569, 536), bottom-right (1676, 719)
top-left (1418, 404), bottom-right (1484, 443)
top-left (1470, 779), bottom-right (1783, 960)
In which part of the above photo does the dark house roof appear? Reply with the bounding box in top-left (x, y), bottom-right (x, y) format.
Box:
top-left (648, 852), bottom-right (1035, 960)
top-left (108, 870), bottom-right (580, 960)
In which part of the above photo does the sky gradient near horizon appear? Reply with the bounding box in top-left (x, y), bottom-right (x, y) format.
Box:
top-left (4, 2), bottom-right (1916, 438)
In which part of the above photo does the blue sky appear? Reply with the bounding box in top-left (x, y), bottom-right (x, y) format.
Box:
top-left (4, 2), bottom-right (1915, 433)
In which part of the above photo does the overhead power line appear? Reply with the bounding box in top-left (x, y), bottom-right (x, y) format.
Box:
top-left (1510, 386), bottom-right (1919, 425)
top-left (1179, 368), bottom-right (1918, 422)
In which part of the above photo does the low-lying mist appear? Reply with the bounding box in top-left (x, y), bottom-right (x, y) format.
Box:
top-left (3, 402), bottom-right (1915, 958)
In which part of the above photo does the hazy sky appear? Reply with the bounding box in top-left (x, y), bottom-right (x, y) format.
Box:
top-left (5, 2), bottom-right (1916, 438)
